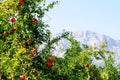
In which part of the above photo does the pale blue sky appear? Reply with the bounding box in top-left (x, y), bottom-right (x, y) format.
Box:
top-left (45, 0), bottom-right (120, 40)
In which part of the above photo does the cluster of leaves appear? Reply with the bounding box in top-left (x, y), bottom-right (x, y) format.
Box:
top-left (0, 0), bottom-right (18, 17)
top-left (0, 0), bottom-right (59, 79)
top-left (0, 0), bottom-right (120, 80)
top-left (45, 36), bottom-right (120, 80)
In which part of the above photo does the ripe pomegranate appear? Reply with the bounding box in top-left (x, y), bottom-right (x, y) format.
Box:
top-left (19, 0), bottom-right (24, 5)
top-left (84, 64), bottom-right (89, 67)
top-left (48, 57), bottom-right (54, 63)
top-left (20, 75), bottom-right (26, 80)
top-left (3, 31), bottom-right (7, 36)
top-left (10, 17), bottom-right (16, 23)
top-left (13, 27), bottom-right (17, 31)
top-left (46, 62), bottom-right (52, 68)
top-left (32, 18), bottom-right (38, 22)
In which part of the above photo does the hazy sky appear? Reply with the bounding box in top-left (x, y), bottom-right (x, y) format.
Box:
top-left (45, 0), bottom-right (120, 40)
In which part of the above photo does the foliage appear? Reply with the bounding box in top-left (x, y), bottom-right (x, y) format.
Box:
top-left (0, 0), bottom-right (120, 80)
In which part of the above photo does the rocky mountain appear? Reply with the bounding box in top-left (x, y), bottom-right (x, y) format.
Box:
top-left (72, 30), bottom-right (120, 65)
top-left (39, 30), bottom-right (120, 65)
top-left (73, 30), bottom-right (120, 64)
